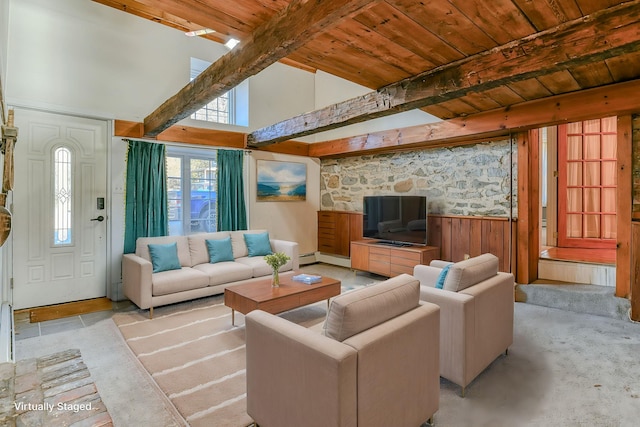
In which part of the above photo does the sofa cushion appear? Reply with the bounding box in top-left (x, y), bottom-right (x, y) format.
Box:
top-left (206, 237), bottom-right (235, 263)
top-left (324, 274), bottom-right (420, 342)
top-left (233, 256), bottom-right (270, 277)
top-left (192, 262), bottom-right (254, 286)
top-left (443, 253), bottom-right (499, 292)
top-left (244, 232), bottom-right (273, 257)
top-left (188, 232), bottom-right (231, 265)
top-left (151, 267), bottom-right (209, 296)
top-left (136, 236), bottom-right (191, 267)
top-left (148, 242), bottom-right (182, 273)
top-left (230, 230), bottom-right (268, 259)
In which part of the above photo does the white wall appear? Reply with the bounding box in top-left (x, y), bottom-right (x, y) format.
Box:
top-left (5, 0), bottom-right (227, 121)
top-left (248, 151), bottom-right (320, 256)
top-left (4, 0), bottom-right (440, 301)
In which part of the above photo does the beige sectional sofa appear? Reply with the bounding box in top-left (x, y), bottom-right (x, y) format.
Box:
top-left (413, 253), bottom-right (515, 397)
top-left (245, 274), bottom-right (440, 427)
top-left (122, 230), bottom-right (299, 317)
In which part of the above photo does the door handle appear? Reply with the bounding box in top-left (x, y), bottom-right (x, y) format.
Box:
top-left (90, 215), bottom-right (105, 222)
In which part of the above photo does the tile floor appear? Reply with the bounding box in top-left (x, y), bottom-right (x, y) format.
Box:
top-left (12, 263), bottom-right (382, 340)
top-left (13, 300), bottom-right (135, 341)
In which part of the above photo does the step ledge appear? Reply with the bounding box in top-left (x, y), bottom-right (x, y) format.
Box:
top-left (516, 283), bottom-right (630, 321)
top-left (538, 259), bottom-right (615, 287)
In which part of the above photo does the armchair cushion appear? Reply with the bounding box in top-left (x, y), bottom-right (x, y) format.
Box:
top-left (443, 253), bottom-right (499, 292)
top-left (324, 274), bottom-right (420, 342)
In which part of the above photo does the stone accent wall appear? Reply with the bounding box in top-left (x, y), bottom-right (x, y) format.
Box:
top-left (320, 140), bottom-right (517, 217)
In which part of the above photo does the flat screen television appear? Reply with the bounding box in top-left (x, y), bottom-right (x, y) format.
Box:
top-left (362, 195), bottom-right (428, 246)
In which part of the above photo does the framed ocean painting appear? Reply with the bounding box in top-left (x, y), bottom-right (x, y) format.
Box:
top-left (257, 160), bottom-right (306, 201)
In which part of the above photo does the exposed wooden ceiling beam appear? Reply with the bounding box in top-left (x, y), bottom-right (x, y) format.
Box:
top-left (247, 0), bottom-right (640, 147)
top-left (308, 78), bottom-right (640, 158)
top-left (143, 0), bottom-right (376, 137)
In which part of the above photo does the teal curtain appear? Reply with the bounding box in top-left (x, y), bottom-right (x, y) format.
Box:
top-left (217, 149), bottom-right (247, 231)
top-left (123, 140), bottom-right (168, 253)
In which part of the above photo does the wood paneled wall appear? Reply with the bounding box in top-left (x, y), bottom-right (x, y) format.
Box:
top-left (632, 222), bottom-right (640, 320)
top-left (427, 215), bottom-right (516, 273)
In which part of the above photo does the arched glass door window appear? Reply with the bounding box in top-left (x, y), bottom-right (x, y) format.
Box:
top-left (54, 146), bottom-right (73, 245)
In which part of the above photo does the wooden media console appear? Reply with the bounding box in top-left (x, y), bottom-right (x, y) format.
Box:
top-left (350, 239), bottom-right (440, 277)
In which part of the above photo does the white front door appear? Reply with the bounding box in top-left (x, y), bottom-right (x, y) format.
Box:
top-left (12, 108), bottom-right (108, 309)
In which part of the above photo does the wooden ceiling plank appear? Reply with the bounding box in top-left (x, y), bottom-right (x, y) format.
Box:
top-left (353, 2), bottom-right (464, 65)
top-left (143, 0), bottom-right (377, 137)
top-left (330, 19), bottom-right (435, 77)
top-left (309, 78), bottom-right (640, 158)
top-left (391, 0), bottom-right (498, 56)
top-left (569, 62), bottom-right (615, 89)
top-left (131, 0), bottom-right (256, 38)
top-left (247, 0), bottom-right (640, 146)
top-left (606, 51), bottom-right (640, 82)
top-left (432, 98), bottom-right (480, 117)
top-left (306, 31), bottom-right (414, 86)
top-left (287, 40), bottom-right (395, 89)
top-left (419, 105), bottom-right (457, 120)
top-left (460, 92), bottom-right (504, 111)
top-left (573, 0), bottom-right (625, 15)
top-left (480, 86), bottom-right (526, 106)
top-left (452, 0), bottom-right (536, 44)
top-left (507, 78), bottom-right (553, 100)
top-left (93, 0), bottom-right (226, 43)
top-left (536, 70), bottom-right (581, 94)
top-left (511, 0), bottom-right (583, 30)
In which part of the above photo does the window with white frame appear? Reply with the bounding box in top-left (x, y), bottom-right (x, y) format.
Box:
top-left (190, 57), bottom-right (234, 124)
top-left (166, 146), bottom-right (218, 236)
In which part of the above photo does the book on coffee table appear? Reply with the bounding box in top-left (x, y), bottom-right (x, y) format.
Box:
top-left (292, 274), bottom-right (322, 284)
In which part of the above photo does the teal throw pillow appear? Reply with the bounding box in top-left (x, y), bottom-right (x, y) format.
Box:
top-left (206, 237), bottom-right (234, 263)
top-left (148, 242), bottom-right (181, 273)
top-left (435, 264), bottom-right (452, 290)
top-left (244, 232), bottom-right (273, 257)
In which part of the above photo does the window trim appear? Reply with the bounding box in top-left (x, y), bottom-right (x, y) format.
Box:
top-left (166, 146), bottom-right (218, 236)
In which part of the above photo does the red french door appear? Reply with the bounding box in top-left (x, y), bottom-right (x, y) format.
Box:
top-left (557, 117), bottom-right (617, 249)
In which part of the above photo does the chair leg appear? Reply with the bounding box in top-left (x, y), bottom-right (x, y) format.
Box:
top-left (505, 348), bottom-right (509, 356)
top-left (461, 386), bottom-right (466, 398)
top-left (420, 418), bottom-right (434, 427)
top-left (149, 306), bottom-right (153, 319)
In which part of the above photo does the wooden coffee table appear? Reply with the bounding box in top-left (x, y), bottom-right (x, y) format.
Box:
top-left (224, 273), bottom-right (341, 325)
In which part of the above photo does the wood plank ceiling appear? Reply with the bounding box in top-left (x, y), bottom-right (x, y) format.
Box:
top-left (96, 0), bottom-right (640, 146)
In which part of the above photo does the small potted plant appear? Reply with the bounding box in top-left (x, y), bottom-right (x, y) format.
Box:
top-left (264, 252), bottom-right (290, 287)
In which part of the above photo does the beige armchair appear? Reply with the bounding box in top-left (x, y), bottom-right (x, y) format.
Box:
top-left (413, 254), bottom-right (514, 397)
top-left (245, 274), bottom-right (440, 427)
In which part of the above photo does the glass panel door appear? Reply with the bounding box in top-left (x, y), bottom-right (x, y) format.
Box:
top-left (557, 117), bottom-right (617, 248)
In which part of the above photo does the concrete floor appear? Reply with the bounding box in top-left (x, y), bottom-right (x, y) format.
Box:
top-left (13, 263), bottom-right (640, 427)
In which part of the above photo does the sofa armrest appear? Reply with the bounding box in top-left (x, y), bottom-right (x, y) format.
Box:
top-left (122, 254), bottom-right (153, 310)
top-left (271, 239), bottom-right (300, 270)
top-left (413, 264), bottom-right (442, 287)
top-left (246, 310), bottom-right (357, 427)
top-left (419, 286), bottom-right (475, 388)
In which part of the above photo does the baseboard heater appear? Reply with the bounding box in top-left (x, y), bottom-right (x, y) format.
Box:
top-left (0, 302), bottom-right (13, 363)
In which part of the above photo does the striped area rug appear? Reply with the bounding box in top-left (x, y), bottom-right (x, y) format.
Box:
top-left (112, 296), bottom-right (328, 426)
